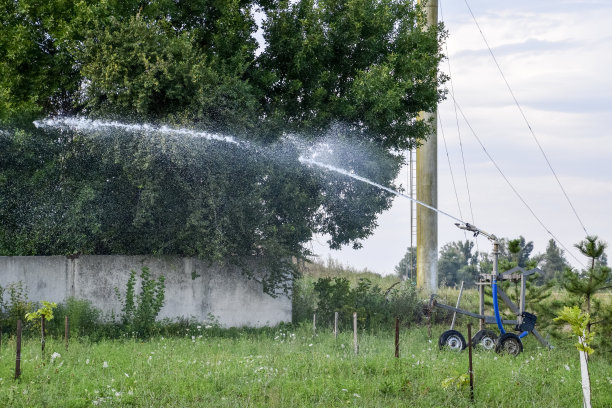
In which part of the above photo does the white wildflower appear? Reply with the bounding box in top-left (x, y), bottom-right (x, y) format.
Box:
top-left (353, 393), bottom-right (360, 398)
top-left (564, 364), bottom-right (570, 371)
top-left (103, 361), bottom-right (109, 368)
top-left (342, 389), bottom-right (348, 392)
top-left (86, 359), bottom-right (90, 365)
top-left (308, 344), bottom-right (313, 347)
top-left (50, 352), bottom-right (61, 363)
top-left (124, 373), bottom-right (130, 378)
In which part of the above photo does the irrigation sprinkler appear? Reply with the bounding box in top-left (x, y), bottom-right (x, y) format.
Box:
top-left (298, 158), bottom-right (550, 355)
top-left (433, 223), bottom-right (551, 355)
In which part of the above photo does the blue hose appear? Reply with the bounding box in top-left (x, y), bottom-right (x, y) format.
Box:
top-left (493, 277), bottom-right (530, 338)
top-left (491, 278), bottom-right (506, 335)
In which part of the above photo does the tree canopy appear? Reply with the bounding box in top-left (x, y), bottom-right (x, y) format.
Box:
top-left (0, 0), bottom-right (446, 290)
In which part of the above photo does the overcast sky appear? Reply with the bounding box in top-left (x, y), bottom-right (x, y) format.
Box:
top-left (310, 0), bottom-right (612, 275)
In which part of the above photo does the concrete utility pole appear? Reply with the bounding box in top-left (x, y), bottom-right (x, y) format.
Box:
top-left (416, 0), bottom-right (438, 293)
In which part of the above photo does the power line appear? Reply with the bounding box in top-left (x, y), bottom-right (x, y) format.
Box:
top-left (462, 0), bottom-right (589, 237)
top-left (439, 0), bottom-right (478, 251)
top-left (449, 93), bottom-right (586, 268)
top-left (438, 114), bottom-right (467, 240)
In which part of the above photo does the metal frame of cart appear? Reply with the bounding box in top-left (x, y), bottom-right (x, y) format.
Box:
top-left (430, 223), bottom-right (552, 355)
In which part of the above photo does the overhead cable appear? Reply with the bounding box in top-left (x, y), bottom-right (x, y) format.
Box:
top-left (462, 0), bottom-right (589, 237)
top-left (438, 114), bottom-right (468, 240)
top-left (450, 93), bottom-right (586, 268)
top-left (440, 0), bottom-right (478, 250)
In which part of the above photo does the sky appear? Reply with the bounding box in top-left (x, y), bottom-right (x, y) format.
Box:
top-left (309, 0), bottom-right (612, 275)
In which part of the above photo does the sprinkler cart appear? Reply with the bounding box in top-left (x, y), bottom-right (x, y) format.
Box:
top-left (430, 223), bottom-right (552, 355)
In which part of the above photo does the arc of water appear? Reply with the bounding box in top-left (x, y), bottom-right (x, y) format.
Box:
top-left (299, 156), bottom-right (467, 226)
top-left (33, 117), bottom-right (243, 146)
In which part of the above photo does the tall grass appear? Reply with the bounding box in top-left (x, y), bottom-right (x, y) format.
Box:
top-left (0, 324), bottom-right (610, 407)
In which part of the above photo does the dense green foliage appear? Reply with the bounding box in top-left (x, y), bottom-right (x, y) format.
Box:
top-left (311, 276), bottom-right (422, 330)
top-left (437, 240), bottom-right (480, 288)
top-left (0, 281), bottom-right (33, 333)
top-left (0, 0), bottom-right (446, 290)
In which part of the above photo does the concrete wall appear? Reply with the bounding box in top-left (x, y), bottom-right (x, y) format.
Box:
top-left (0, 255), bottom-right (291, 327)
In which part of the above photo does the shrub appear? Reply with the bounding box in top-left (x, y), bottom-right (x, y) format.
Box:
top-left (388, 281), bottom-right (422, 326)
top-left (0, 281), bottom-right (35, 334)
top-left (313, 277), bottom-right (353, 327)
top-left (49, 297), bottom-right (103, 338)
top-left (117, 266), bottom-right (165, 338)
top-left (310, 276), bottom-right (428, 331)
top-left (291, 277), bottom-right (316, 324)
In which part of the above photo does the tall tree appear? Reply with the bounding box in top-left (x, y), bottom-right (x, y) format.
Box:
top-left (437, 240), bottom-right (479, 287)
top-left (0, 0), bottom-right (446, 291)
top-left (395, 246), bottom-right (417, 281)
top-left (253, 0), bottom-right (445, 148)
top-left (539, 239), bottom-right (570, 284)
top-left (563, 235), bottom-right (610, 334)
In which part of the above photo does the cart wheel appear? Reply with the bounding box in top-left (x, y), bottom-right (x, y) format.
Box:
top-left (438, 330), bottom-right (467, 351)
top-left (495, 333), bottom-right (523, 356)
top-left (471, 329), bottom-right (497, 351)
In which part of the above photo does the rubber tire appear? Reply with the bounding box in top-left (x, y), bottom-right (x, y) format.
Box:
top-left (471, 329), bottom-right (498, 351)
top-left (438, 330), bottom-right (467, 351)
top-left (495, 332), bottom-right (523, 356)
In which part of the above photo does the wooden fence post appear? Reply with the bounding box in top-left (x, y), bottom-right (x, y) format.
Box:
top-left (65, 316), bottom-right (69, 351)
top-left (41, 316), bottom-right (46, 357)
top-left (334, 312), bottom-right (338, 339)
top-left (15, 320), bottom-right (22, 380)
top-left (395, 317), bottom-right (400, 358)
top-left (313, 313), bottom-right (316, 335)
top-left (468, 323), bottom-right (474, 402)
top-left (353, 312), bottom-right (358, 355)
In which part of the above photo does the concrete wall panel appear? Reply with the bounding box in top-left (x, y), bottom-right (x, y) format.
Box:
top-left (0, 256), bottom-right (291, 328)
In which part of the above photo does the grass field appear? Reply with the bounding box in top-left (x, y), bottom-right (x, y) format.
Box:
top-left (0, 324), bottom-right (610, 407)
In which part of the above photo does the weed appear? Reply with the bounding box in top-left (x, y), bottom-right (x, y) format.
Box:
top-left (117, 267), bottom-right (165, 338)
